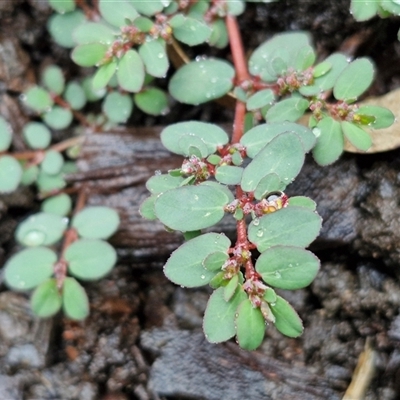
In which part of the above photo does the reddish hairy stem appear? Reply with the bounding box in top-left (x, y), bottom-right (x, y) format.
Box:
top-left (231, 100), bottom-right (246, 144)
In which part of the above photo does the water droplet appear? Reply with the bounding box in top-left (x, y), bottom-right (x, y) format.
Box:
top-left (274, 271), bottom-right (281, 278)
top-left (157, 53), bottom-right (164, 59)
top-left (210, 77), bottom-right (218, 83)
top-left (200, 274), bottom-right (206, 279)
top-left (256, 229), bottom-right (264, 237)
top-left (24, 230), bottom-right (46, 246)
top-left (253, 218), bottom-right (260, 226)
top-left (288, 263), bottom-right (293, 268)
top-left (155, 170), bottom-right (161, 176)
top-left (19, 94), bottom-right (27, 102)
top-left (312, 127), bottom-right (321, 138)
top-left (270, 302), bottom-right (276, 307)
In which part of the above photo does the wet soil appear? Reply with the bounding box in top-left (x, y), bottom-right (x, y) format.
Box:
top-left (1, 1), bottom-right (400, 399)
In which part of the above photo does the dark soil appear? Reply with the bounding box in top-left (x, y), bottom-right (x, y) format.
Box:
top-left (1, 1), bottom-right (400, 399)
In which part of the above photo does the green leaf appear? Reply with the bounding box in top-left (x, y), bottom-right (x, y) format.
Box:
top-left (4, 247), bottom-right (56, 290)
top-left (356, 105), bottom-right (395, 129)
top-left (169, 59), bottom-right (234, 105)
top-left (117, 50), bottom-right (145, 92)
top-left (0, 116), bottom-right (12, 151)
top-left (294, 45), bottom-right (316, 71)
top-left (341, 121), bottom-right (372, 151)
top-left (224, 274), bottom-right (239, 301)
top-left (130, 0), bottom-right (165, 16)
top-left (134, 88), bottom-right (169, 116)
top-left (161, 121), bottom-right (229, 156)
top-left (22, 122), bottom-right (51, 149)
top-left (47, 10), bottom-right (85, 48)
top-left (203, 251), bottom-right (229, 271)
top-left (288, 196), bottom-right (316, 210)
top-left (227, 0), bottom-right (245, 16)
top-left (209, 19), bottom-right (228, 49)
top-left (82, 76), bottom-right (106, 102)
top-left (266, 97), bottom-right (309, 123)
top-left (43, 107), bottom-right (73, 130)
top-left (48, 0), bottom-right (76, 13)
top-left (62, 277), bottom-right (89, 320)
top-left (139, 195), bottom-right (157, 220)
top-left (171, 14), bottom-right (212, 46)
top-left (333, 58), bottom-right (374, 101)
top-left (92, 61), bottom-right (117, 91)
top-left (350, 0), bottom-right (379, 20)
top-left (0, 156), bottom-right (22, 193)
top-left (71, 43), bottom-right (108, 67)
top-left (215, 165), bottom-right (243, 185)
top-left (21, 165), bottom-right (39, 186)
top-left (241, 132), bottom-right (305, 192)
top-left (98, 0), bottom-right (139, 28)
top-left (246, 89), bottom-right (275, 111)
top-left (249, 32), bottom-right (311, 82)
top-left (102, 91), bottom-right (133, 123)
top-left (31, 278), bottom-right (62, 318)
top-left (16, 212), bottom-right (68, 246)
top-left (164, 232), bottom-right (231, 287)
top-left (254, 173), bottom-right (286, 200)
top-left (42, 65), bottom-right (65, 95)
top-left (380, 0), bottom-right (400, 15)
top-left (146, 174), bottom-right (185, 194)
top-left (312, 117), bottom-right (344, 166)
top-left (133, 16), bottom-right (154, 32)
top-left (154, 185), bottom-right (228, 231)
top-left (235, 299), bottom-right (265, 350)
top-left (248, 206), bottom-right (322, 252)
top-left (270, 295), bottom-right (303, 337)
top-left (241, 122), bottom-right (315, 158)
top-left (24, 87), bottom-right (53, 113)
top-left (312, 60), bottom-right (332, 78)
top-left (256, 246), bottom-right (320, 290)
top-left (41, 193), bottom-right (72, 216)
top-left (73, 21), bottom-right (116, 45)
top-left (72, 206), bottom-right (120, 239)
top-left (41, 150), bottom-right (64, 175)
top-left (200, 181), bottom-right (235, 203)
top-left (65, 239), bottom-right (117, 280)
top-left (37, 171), bottom-right (66, 193)
top-left (139, 39), bottom-right (169, 78)
top-left (64, 82), bottom-right (86, 110)
top-left (203, 286), bottom-right (247, 343)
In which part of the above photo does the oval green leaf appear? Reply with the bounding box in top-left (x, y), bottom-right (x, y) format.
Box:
top-left (171, 15), bottom-right (212, 46)
top-left (356, 105), bottom-right (395, 129)
top-left (139, 39), bottom-right (169, 78)
top-left (270, 295), bottom-right (303, 337)
top-left (215, 165), bottom-right (243, 185)
top-left (254, 173), bottom-right (286, 200)
top-left (47, 10), bottom-right (85, 48)
top-left (134, 87), bottom-right (169, 116)
top-left (350, 0), bottom-right (379, 21)
top-left (248, 206), bottom-right (322, 252)
top-left (41, 150), bottom-right (64, 175)
top-left (43, 106), bottom-right (73, 130)
top-left (71, 43), bottom-right (108, 67)
top-left (4, 247), bottom-right (56, 290)
top-left (203, 251), bottom-right (229, 272)
top-left (73, 21), bottom-right (116, 45)
top-left (0, 156), bottom-right (22, 193)
top-left (49, 0), bottom-right (75, 13)
top-left (117, 49), bottom-right (145, 93)
top-left (42, 65), bottom-right (65, 95)
top-left (102, 91), bottom-right (133, 123)
top-left (62, 277), bottom-right (89, 320)
top-left (169, 59), bottom-right (234, 105)
top-left (72, 206), bottom-right (120, 239)
top-left (41, 193), bottom-right (72, 216)
top-left (246, 89), bottom-right (275, 111)
top-left (23, 122), bottom-right (51, 149)
top-left (65, 239), bottom-right (117, 280)
top-left (64, 82), bottom-right (86, 110)
top-left (266, 97), bottom-right (309, 123)
top-left (146, 173), bottom-right (184, 194)
top-left (341, 121), bottom-right (372, 151)
top-left (98, 0), bottom-right (138, 28)
top-left (31, 278), bottom-right (62, 318)
top-left (139, 195), bottom-right (157, 220)
top-left (24, 86), bottom-right (53, 113)
top-left (288, 196), bottom-right (316, 210)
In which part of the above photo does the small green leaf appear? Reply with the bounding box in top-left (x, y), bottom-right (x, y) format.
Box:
top-left (203, 251), bottom-right (229, 272)
top-left (200, 181), bottom-right (235, 203)
top-left (241, 132), bottom-right (305, 192)
top-left (4, 247), bottom-right (57, 290)
top-left (42, 65), bottom-right (65, 95)
top-left (154, 185), bottom-right (228, 231)
top-left (62, 277), bottom-right (89, 320)
top-left (23, 122), bottom-right (51, 149)
top-left (41, 150), bottom-right (64, 175)
top-left (333, 58), bottom-right (374, 101)
top-left (0, 116), bottom-right (12, 151)
top-left (313, 60), bottom-right (332, 78)
top-left (241, 121), bottom-right (315, 157)
top-left (64, 82), bottom-right (86, 110)
top-left (164, 232), bottom-right (231, 287)
top-left (82, 76), bottom-right (106, 101)
top-left (48, 0), bottom-right (76, 13)
top-left (235, 299), bottom-right (265, 350)
top-left (130, 0), bottom-right (165, 16)
top-left (102, 91), bottom-right (133, 123)
top-left (169, 59), bottom-right (234, 105)
top-left (171, 14), bottom-right (212, 46)
top-left (146, 174), bottom-right (185, 195)
top-left (65, 239), bottom-right (117, 280)
top-left (21, 165), bottom-right (39, 186)
top-left (139, 195), bottom-right (157, 220)
top-left (139, 39), bottom-right (169, 78)
top-left (266, 97), bottom-right (309, 123)
top-left (288, 196), bottom-right (316, 210)
top-left (294, 45), bottom-right (316, 71)
top-left (341, 121), bottom-right (372, 151)
top-left (31, 278), bottom-right (62, 318)
top-left (248, 206), bottom-right (322, 252)
top-left (16, 212), bottom-right (68, 246)
top-left (47, 10), bottom-right (86, 48)
top-left (98, 0), bottom-right (139, 28)
top-left (37, 171), bottom-right (66, 192)
top-left (356, 105), bottom-right (395, 129)
top-left (0, 156), bottom-right (22, 193)
top-left (73, 21), bottom-right (116, 45)
top-left (203, 286), bottom-right (247, 343)
top-left (161, 121), bottom-right (229, 156)
top-left (133, 16), bottom-right (154, 32)
top-left (380, 0), bottom-right (400, 14)
top-left (350, 0), bottom-right (379, 20)
top-left (134, 88), bottom-right (169, 116)
top-left (246, 89), bottom-right (275, 111)
top-left (215, 165), bottom-right (243, 185)
top-left (72, 206), bottom-right (120, 239)
top-left (92, 61), bottom-right (117, 91)
top-left (24, 87), bottom-right (53, 113)
top-left (263, 288), bottom-right (277, 304)
top-left (71, 43), bottom-right (108, 67)
top-left (41, 193), bottom-right (72, 216)
top-left (224, 274), bottom-right (239, 301)
top-left (117, 50), bottom-right (145, 93)
top-left (209, 19), bottom-right (228, 49)
top-left (270, 295), bottom-right (303, 337)
top-left (254, 173), bottom-right (285, 200)
top-left (256, 246), bottom-right (320, 290)
top-left (312, 117), bottom-right (344, 166)
top-left (43, 106), bottom-right (73, 130)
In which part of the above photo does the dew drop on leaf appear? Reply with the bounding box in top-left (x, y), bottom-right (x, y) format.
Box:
top-left (256, 229), bottom-right (264, 237)
top-left (253, 218), bottom-right (260, 226)
top-left (24, 230), bottom-right (46, 246)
